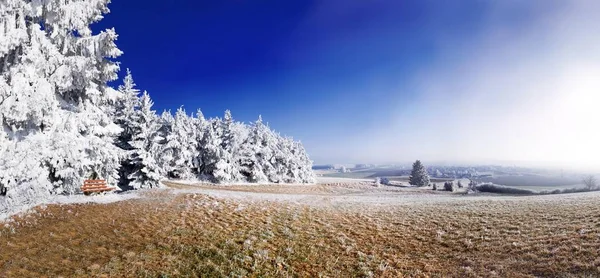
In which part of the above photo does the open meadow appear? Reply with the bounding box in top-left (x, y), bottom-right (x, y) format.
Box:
top-left (1, 180), bottom-right (599, 277)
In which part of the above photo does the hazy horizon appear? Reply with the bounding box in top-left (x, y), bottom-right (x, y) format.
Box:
top-left (312, 158), bottom-right (599, 173)
top-left (302, 0), bottom-right (600, 171)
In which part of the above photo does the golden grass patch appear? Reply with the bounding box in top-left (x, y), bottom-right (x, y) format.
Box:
top-left (1, 189), bottom-right (599, 277)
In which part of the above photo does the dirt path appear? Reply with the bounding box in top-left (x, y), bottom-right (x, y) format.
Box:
top-left (161, 180), bottom-right (448, 208)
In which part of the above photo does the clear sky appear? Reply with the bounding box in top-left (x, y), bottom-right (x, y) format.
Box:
top-left (97, 0), bottom-right (600, 170)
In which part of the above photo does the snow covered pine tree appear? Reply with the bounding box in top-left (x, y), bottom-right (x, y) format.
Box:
top-left (163, 107), bottom-right (196, 180)
top-left (1, 0), bottom-right (122, 213)
top-left (409, 160), bottom-right (430, 187)
top-left (114, 69), bottom-right (141, 188)
top-left (128, 92), bottom-right (163, 189)
top-left (237, 116), bottom-right (270, 183)
top-left (212, 110), bottom-right (240, 183)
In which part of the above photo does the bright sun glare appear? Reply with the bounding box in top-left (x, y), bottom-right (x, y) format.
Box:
top-left (551, 66), bottom-right (600, 168)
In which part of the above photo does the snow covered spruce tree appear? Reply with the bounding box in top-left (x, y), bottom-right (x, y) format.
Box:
top-left (196, 117), bottom-right (222, 181)
top-left (236, 116), bottom-right (269, 183)
top-left (242, 116), bottom-right (278, 182)
top-left (155, 110), bottom-right (175, 175)
top-left (161, 107), bottom-right (197, 180)
top-left (114, 69), bottom-right (141, 187)
top-left (127, 92), bottom-right (163, 189)
top-left (190, 109), bottom-right (207, 177)
top-left (0, 0), bottom-right (122, 208)
top-left (212, 110), bottom-right (244, 183)
top-left (286, 139), bottom-right (315, 183)
top-left (269, 134), bottom-right (314, 183)
top-left (409, 160), bottom-right (430, 187)
top-left (114, 69), bottom-right (140, 147)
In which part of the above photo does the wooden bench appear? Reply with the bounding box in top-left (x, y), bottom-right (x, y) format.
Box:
top-left (81, 180), bottom-right (115, 195)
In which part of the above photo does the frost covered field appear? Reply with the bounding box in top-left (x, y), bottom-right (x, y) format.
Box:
top-left (1, 179), bottom-right (599, 277)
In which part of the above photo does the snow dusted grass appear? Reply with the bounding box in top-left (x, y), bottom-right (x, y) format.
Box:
top-left (50, 191), bottom-right (141, 205)
top-left (0, 191), bottom-right (140, 223)
top-left (1, 184), bottom-right (599, 277)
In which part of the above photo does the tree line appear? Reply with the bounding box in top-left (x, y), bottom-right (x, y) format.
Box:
top-left (0, 0), bottom-right (314, 210)
top-left (115, 70), bottom-right (315, 190)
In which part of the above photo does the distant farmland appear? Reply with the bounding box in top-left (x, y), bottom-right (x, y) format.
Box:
top-left (474, 174), bottom-right (581, 188)
top-left (321, 168), bottom-right (458, 183)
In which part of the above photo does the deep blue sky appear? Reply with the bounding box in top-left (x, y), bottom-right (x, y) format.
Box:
top-left (96, 1), bottom-right (465, 120)
top-left (95, 1), bottom-right (600, 168)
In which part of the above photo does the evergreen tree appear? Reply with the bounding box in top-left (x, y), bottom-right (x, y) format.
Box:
top-left (0, 0), bottom-right (122, 196)
top-left (409, 160), bottom-right (430, 187)
top-left (255, 117), bottom-right (279, 182)
top-left (114, 70), bottom-right (141, 188)
top-left (271, 135), bottom-right (308, 183)
top-left (128, 92), bottom-right (163, 189)
top-left (213, 110), bottom-right (239, 183)
top-left (288, 139), bottom-right (316, 183)
top-left (156, 110), bottom-right (175, 175)
top-left (190, 108), bottom-right (207, 177)
top-left (443, 181), bottom-right (454, 192)
top-left (238, 116), bottom-right (269, 183)
top-left (198, 119), bottom-right (222, 181)
top-left (114, 69), bottom-right (140, 150)
top-left (163, 107), bottom-right (195, 179)
top-left (270, 135), bottom-right (285, 182)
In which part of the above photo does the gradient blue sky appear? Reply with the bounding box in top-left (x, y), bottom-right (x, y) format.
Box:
top-left (97, 0), bottom-right (600, 169)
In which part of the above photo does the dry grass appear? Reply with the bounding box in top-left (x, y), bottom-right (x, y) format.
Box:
top-left (1, 187), bottom-right (599, 277)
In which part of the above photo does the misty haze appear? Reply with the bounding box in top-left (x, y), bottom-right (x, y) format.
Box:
top-left (1, 0), bottom-right (599, 277)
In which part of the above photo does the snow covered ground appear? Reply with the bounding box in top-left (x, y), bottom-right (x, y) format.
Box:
top-left (0, 191), bottom-right (140, 222)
